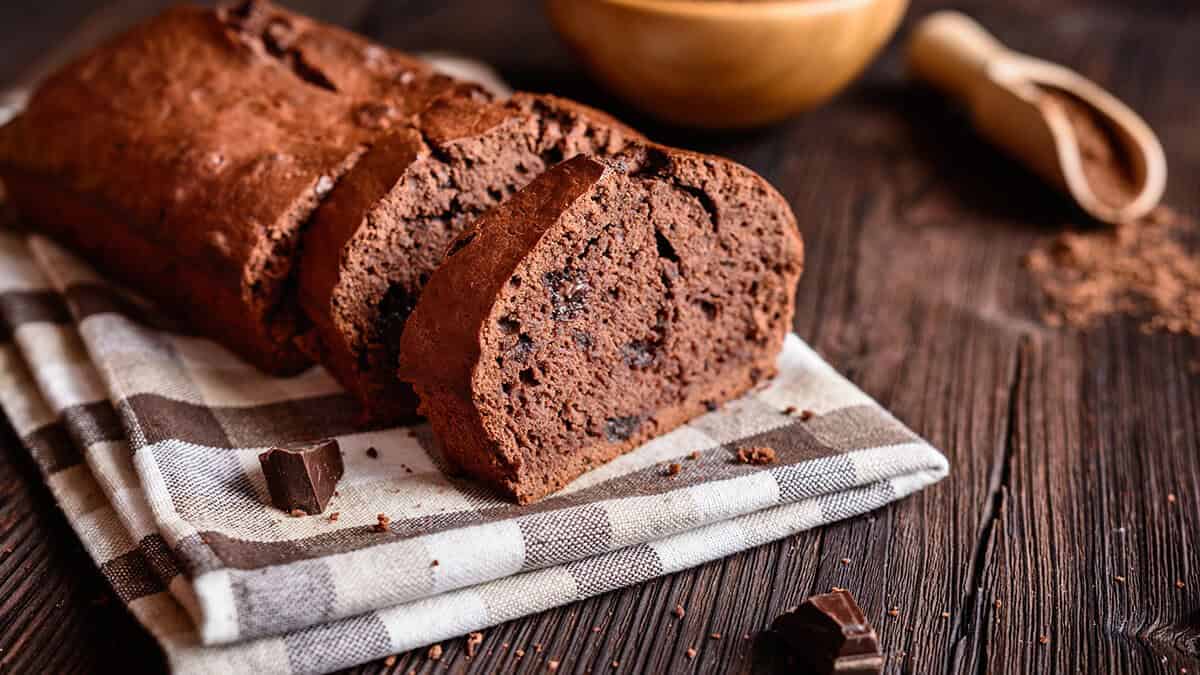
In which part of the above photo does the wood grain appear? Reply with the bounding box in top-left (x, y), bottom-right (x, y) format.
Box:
top-left (0, 1), bottom-right (1198, 674)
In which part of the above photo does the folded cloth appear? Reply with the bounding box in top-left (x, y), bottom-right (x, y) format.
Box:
top-left (0, 222), bottom-right (948, 672)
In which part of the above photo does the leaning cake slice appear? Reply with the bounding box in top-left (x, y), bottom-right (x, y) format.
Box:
top-left (398, 146), bottom-right (804, 503)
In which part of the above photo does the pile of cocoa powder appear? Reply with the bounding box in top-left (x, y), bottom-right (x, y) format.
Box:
top-left (1023, 88), bottom-right (1200, 335)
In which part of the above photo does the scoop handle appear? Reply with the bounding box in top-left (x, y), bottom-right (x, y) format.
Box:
top-left (907, 11), bottom-right (1010, 104)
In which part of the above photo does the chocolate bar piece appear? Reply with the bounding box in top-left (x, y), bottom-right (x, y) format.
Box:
top-left (258, 439), bottom-right (344, 515)
top-left (770, 590), bottom-right (883, 674)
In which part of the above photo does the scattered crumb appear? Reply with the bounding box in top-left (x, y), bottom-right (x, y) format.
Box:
top-left (502, 642), bottom-right (509, 649)
top-left (689, 450), bottom-right (700, 461)
top-left (672, 604), bottom-right (686, 619)
top-left (534, 643), bottom-right (543, 653)
top-left (466, 632), bottom-right (483, 657)
top-left (428, 644), bottom-right (443, 661)
top-left (941, 611), bottom-right (951, 619)
top-left (887, 607), bottom-right (900, 617)
top-left (743, 634), bottom-right (750, 640)
top-left (1176, 580), bottom-right (1186, 589)
top-left (383, 654), bottom-right (397, 667)
top-left (290, 508), bottom-right (307, 518)
top-left (366, 446), bottom-right (379, 459)
top-left (375, 513), bottom-right (391, 532)
top-left (1114, 575), bottom-right (1126, 583)
top-left (593, 626), bottom-right (602, 633)
top-left (840, 558), bottom-right (851, 565)
top-left (665, 462), bottom-right (682, 477)
top-left (548, 660), bottom-right (560, 672)
top-left (709, 632), bottom-right (721, 640)
top-left (685, 647), bottom-right (697, 659)
top-left (799, 409), bottom-right (815, 421)
top-left (405, 467), bottom-right (413, 474)
top-left (994, 599), bottom-right (1002, 609)
top-left (1038, 635), bottom-right (1050, 645)
top-left (328, 512), bottom-right (340, 522)
top-left (431, 559), bottom-right (439, 567)
top-left (1168, 493), bottom-right (1177, 504)
top-left (735, 446), bottom-right (776, 465)
top-left (611, 661), bottom-right (619, 668)
top-left (515, 648), bottom-right (526, 658)
top-left (831, 586), bottom-right (846, 593)
top-left (783, 406), bottom-right (797, 415)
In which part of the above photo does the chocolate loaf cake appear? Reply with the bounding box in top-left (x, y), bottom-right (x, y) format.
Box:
top-left (0, 1), bottom-right (476, 373)
top-left (398, 147), bottom-right (804, 503)
top-left (295, 92), bottom-right (639, 419)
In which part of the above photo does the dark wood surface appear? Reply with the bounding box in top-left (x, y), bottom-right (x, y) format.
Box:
top-left (2, 1), bottom-right (1198, 673)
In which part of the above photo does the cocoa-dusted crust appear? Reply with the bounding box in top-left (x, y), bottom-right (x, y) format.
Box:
top-left (0, 2), bottom-right (475, 374)
top-left (399, 147), bottom-right (804, 503)
top-left (296, 92), bottom-right (640, 419)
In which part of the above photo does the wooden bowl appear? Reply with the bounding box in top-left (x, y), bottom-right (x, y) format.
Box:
top-left (544, 0), bottom-right (909, 129)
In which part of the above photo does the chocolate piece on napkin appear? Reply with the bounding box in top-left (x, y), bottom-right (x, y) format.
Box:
top-left (258, 439), bottom-right (344, 515)
top-left (770, 590), bottom-right (883, 674)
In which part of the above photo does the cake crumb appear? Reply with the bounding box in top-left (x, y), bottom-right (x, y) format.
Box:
top-left (689, 450), bottom-right (700, 460)
top-left (941, 611), bottom-right (951, 619)
top-left (831, 586), bottom-right (846, 593)
top-left (548, 660), bottom-right (560, 672)
top-left (1168, 493), bottom-right (1177, 503)
top-left (887, 607), bottom-right (900, 617)
top-left (1038, 635), bottom-right (1050, 645)
top-left (735, 446), bottom-right (776, 465)
top-left (290, 508), bottom-right (307, 518)
top-left (672, 604), bottom-right (685, 619)
top-left (799, 409), bottom-right (815, 421)
top-left (328, 511), bottom-right (340, 522)
top-left (366, 446), bottom-right (379, 459)
top-left (431, 559), bottom-right (439, 567)
top-left (709, 632), bottom-right (721, 640)
top-left (383, 654), bottom-right (397, 667)
top-left (428, 644), bottom-right (443, 661)
top-left (994, 599), bottom-right (1002, 609)
top-left (1114, 575), bottom-right (1126, 583)
top-left (515, 648), bottom-right (526, 658)
top-left (466, 632), bottom-right (483, 657)
top-left (685, 647), bottom-right (697, 659)
top-left (534, 643), bottom-right (543, 653)
top-left (592, 626), bottom-right (601, 633)
top-left (783, 406), bottom-right (797, 415)
top-left (611, 661), bottom-right (619, 668)
top-left (374, 513), bottom-right (391, 532)
top-left (665, 462), bottom-right (682, 477)
top-left (840, 558), bottom-right (851, 565)
top-left (1176, 580), bottom-right (1186, 589)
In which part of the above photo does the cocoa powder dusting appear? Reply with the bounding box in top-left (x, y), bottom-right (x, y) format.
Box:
top-left (1037, 88), bottom-right (1139, 210)
top-left (1025, 206), bottom-right (1200, 334)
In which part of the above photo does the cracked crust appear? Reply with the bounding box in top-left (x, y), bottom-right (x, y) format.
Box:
top-left (399, 147), bottom-right (804, 503)
top-left (295, 92), bottom-right (641, 419)
top-left (0, 1), bottom-right (476, 373)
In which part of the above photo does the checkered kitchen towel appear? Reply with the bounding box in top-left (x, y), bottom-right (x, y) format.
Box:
top-left (0, 219), bottom-right (948, 673)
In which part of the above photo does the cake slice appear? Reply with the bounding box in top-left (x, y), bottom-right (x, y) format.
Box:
top-left (398, 147), bottom-right (804, 503)
top-left (0, 1), bottom-right (477, 373)
top-left (295, 92), bottom-right (640, 420)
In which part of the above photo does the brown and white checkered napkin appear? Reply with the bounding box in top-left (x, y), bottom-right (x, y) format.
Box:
top-left (0, 222), bottom-right (947, 673)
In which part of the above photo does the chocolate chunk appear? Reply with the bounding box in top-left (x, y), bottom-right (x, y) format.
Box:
top-left (770, 590), bottom-right (882, 674)
top-left (258, 439), bottom-right (343, 515)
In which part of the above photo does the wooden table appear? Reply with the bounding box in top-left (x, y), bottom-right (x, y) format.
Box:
top-left (1, 1), bottom-right (1197, 673)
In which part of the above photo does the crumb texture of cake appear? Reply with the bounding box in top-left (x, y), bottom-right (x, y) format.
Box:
top-left (0, 1), bottom-right (470, 373)
top-left (399, 146), bottom-right (804, 503)
top-left (296, 92), bottom-right (640, 419)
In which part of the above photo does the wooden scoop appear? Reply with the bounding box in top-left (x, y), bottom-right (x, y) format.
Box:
top-left (907, 11), bottom-right (1166, 225)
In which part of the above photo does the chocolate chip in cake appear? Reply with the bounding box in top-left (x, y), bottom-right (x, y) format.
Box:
top-left (542, 268), bottom-right (590, 321)
top-left (604, 415), bottom-right (643, 442)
